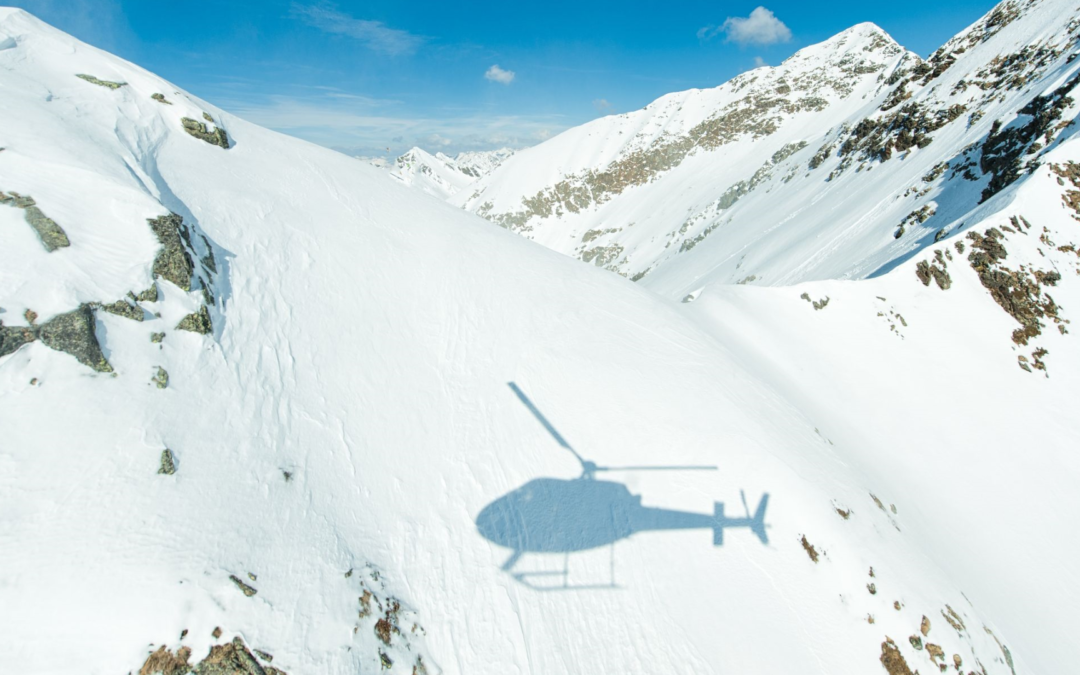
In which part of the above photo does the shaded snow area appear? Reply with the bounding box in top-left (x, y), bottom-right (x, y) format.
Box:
top-left (0, 3), bottom-right (1078, 675)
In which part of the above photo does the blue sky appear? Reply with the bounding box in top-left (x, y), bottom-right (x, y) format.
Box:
top-left (14, 0), bottom-right (999, 157)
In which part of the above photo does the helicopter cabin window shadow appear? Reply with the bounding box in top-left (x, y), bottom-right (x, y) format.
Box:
top-left (475, 382), bottom-right (769, 590)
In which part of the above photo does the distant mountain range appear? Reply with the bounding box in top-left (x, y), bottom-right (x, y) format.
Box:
top-left (387, 146), bottom-right (517, 200)
top-left (441, 1), bottom-right (1078, 301)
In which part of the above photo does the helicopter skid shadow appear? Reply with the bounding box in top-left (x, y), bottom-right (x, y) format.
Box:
top-left (514, 576), bottom-right (623, 592)
top-left (508, 549), bottom-right (622, 591)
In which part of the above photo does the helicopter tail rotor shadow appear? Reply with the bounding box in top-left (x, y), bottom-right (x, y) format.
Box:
top-left (714, 492), bottom-right (769, 546)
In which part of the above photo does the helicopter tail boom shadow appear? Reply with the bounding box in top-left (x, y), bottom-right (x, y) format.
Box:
top-left (714, 493), bottom-right (769, 545)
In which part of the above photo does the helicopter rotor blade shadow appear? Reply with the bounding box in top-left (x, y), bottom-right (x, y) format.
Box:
top-left (508, 381), bottom-right (588, 466)
top-left (508, 382), bottom-right (719, 476)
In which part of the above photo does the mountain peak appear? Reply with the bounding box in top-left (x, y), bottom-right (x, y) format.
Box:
top-left (0, 6), bottom-right (30, 20)
top-left (840, 20), bottom-right (894, 39)
top-left (781, 20), bottom-right (904, 70)
top-left (0, 6), bottom-right (59, 34)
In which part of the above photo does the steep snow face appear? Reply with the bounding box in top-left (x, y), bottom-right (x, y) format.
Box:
top-left (391, 147), bottom-right (515, 199)
top-left (1, 6), bottom-right (1078, 675)
top-left (458, 0), bottom-right (1080, 300)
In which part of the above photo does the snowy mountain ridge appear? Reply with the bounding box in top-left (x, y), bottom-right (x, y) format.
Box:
top-left (455, 0), bottom-right (1080, 300)
top-left (391, 146), bottom-right (515, 199)
top-left (0, 4), bottom-right (1078, 675)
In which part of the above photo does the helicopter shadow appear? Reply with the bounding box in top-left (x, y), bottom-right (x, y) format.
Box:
top-left (476, 382), bottom-right (769, 590)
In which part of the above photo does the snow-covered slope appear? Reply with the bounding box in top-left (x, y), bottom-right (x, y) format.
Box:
top-left (458, 0), bottom-right (1080, 301)
top-left (392, 146), bottom-right (514, 199)
top-left (1, 6), bottom-right (1078, 675)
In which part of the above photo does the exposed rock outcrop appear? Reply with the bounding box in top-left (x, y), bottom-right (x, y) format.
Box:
top-left (158, 449), bottom-right (176, 475)
top-left (100, 299), bottom-right (144, 321)
top-left (36, 305), bottom-right (112, 372)
top-left (229, 574), bottom-right (257, 597)
top-left (75, 73), bottom-right (125, 89)
top-left (139, 645), bottom-right (192, 675)
top-left (0, 322), bottom-right (36, 358)
top-left (966, 226), bottom-right (1062, 346)
top-left (134, 284), bottom-right (160, 302)
top-left (978, 69), bottom-right (1080, 202)
top-left (1, 305), bottom-right (112, 371)
top-left (139, 637), bottom-right (285, 675)
top-left (181, 117), bottom-right (230, 149)
top-left (879, 638), bottom-right (915, 675)
top-left (176, 306), bottom-right (212, 334)
top-left (148, 213), bottom-right (195, 291)
top-left (0, 190), bottom-right (71, 251)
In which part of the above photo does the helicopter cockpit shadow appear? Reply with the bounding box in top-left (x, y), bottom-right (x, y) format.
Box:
top-left (476, 383), bottom-right (769, 590)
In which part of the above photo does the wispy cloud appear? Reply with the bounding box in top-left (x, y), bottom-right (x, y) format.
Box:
top-left (421, 133), bottom-right (454, 148)
top-left (484, 64), bottom-right (515, 85)
top-left (698, 7), bottom-right (792, 46)
top-left (593, 98), bottom-right (612, 113)
top-left (290, 2), bottom-right (423, 55)
top-left (16, 0), bottom-right (133, 52)
top-left (753, 56), bottom-right (768, 68)
top-left (219, 92), bottom-right (564, 156)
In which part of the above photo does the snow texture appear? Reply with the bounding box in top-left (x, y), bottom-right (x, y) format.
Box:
top-left (1, 3), bottom-right (1079, 675)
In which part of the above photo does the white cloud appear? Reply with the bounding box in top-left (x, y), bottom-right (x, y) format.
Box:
top-left (753, 56), bottom-right (768, 68)
top-left (217, 92), bottom-right (565, 156)
top-left (291, 3), bottom-right (423, 55)
top-left (422, 133), bottom-right (454, 147)
top-left (16, 0), bottom-right (132, 52)
top-left (484, 64), bottom-right (515, 85)
top-left (593, 98), bottom-right (612, 113)
top-left (699, 7), bottom-right (792, 46)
